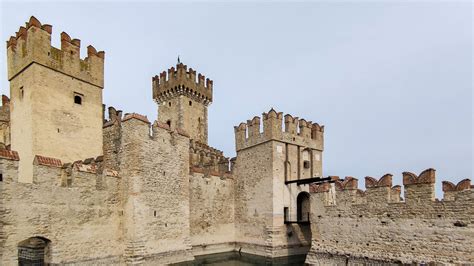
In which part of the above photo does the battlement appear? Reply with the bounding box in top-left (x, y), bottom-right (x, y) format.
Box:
top-left (0, 95), bottom-right (10, 121)
top-left (310, 168), bottom-right (471, 205)
top-left (7, 16), bottom-right (105, 88)
top-left (152, 63), bottom-right (213, 105)
top-left (234, 108), bottom-right (324, 151)
top-left (308, 170), bottom-right (473, 265)
top-left (0, 150), bottom-right (118, 188)
top-left (103, 106), bottom-right (123, 128)
top-left (0, 149), bottom-right (19, 161)
top-left (442, 179), bottom-right (472, 201)
top-left (189, 140), bottom-right (230, 176)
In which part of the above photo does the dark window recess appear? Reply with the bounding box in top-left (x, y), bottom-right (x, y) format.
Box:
top-left (0, 173), bottom-right (3, 182)
top-left (168, 102), bottom-right (172, 107)
top-left (189, 101), bottom-right (192, 106)
top-left (284, 207), bottom-right (289, 222)
top-left (303, 160), bottom-right (310, 169)
top-left (154, 211), bottom-right (157, 217)
top-left (74, 95), bottom-right (82, 105)
top-left (20, 87), bottom-right (24, 100)
top-left (166, 120), bottom-right (171, 127)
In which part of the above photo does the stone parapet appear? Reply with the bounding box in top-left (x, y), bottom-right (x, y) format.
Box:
top-left (7, 16), bottom-right (104, 88)
top-left (153, 63), bottom-right (213, 105)
top-left (307, 168), bottom-right (474, 264)
top-left (234, 108), bottom-right (324, 151)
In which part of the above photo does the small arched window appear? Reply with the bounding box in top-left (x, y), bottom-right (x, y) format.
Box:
top-left (189, 100), bottom-right (192, 106)
top-left (19, 87), bottom-right (24, 100)
top-left (166, 120), bottom-right (171, 127)
top-left (168, 102), bottom-right (172, 107)
top-left (74, 95), bottom-right (82, 105)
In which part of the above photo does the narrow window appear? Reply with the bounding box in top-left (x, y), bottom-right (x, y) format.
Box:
top-left (166, 120), bottom-right (171, 127)
top-left (74, 93), bottom-right (83, 105)
top-left (74, 95), bottom-right (82, 105)
top-left (168, 102), bottom-right (172, 107)
top-left (284, 207), bottom-right (289, 222)
top-left (19, 87), bottom-right (24, 100)
top-left (0, 173), bottom-right (3, 182)
top-left (189, 100), bottom-right (192, 106)
top-left (154, 210), bottom-right (157, 217)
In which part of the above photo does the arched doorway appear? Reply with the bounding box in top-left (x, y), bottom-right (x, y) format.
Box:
top-left (18, 237), bottom-right (51, 265)
top-left (297, 192), bottom-right (310, 222)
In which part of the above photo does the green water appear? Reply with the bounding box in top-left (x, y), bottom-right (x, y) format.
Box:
top-left (172, 252), bottom-right (307, 266)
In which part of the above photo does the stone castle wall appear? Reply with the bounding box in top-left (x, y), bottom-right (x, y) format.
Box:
top-left (0, 96), bottom-right (10, 148)
top-left (1, 15), bottom-right (472, 266)
top-left (7, 17), bottom-right (104, 183)
top-left (306, 169), bottom-right (474, 265)
top-left (188, 134), bottom-right (235, 255)
top-left (106, 114), bottom-right (194, 264)
top-left (189, 172), bottom-right (235, 255)
top-left (0, 152), bottom-right (122, 265)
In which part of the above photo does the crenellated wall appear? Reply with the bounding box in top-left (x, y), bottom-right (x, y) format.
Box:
top-left (0, 96), bottom-right (10, 148)
top-left (1, 108), bottom-right (232, 265)
top-left (306, 169), bottom-right (474, 265)
top-left (189, 140), bottom-right (230, 175)
top-left (234, 108), bottom-right (324, 152)
top-left (3, 15), bottom-right (472, 265)
top-left (0, 153), bottom-right (122, 265)
top-left (152, 63), bottom-right (212, 105)
top-left (7, 16), bottom-right (104, 88)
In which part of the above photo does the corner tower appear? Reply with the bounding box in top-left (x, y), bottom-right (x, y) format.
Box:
top-left (6, 16), bottom-right (105, 182)
top-left (152, 63), bottom-right (213, 144)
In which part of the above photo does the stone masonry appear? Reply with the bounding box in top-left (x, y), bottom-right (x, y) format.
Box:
top-left (0, 16), bottom-right (472, 265)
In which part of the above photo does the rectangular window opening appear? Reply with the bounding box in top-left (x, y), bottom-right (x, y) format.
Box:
top-left (74, 92), bottom-right (84, 105)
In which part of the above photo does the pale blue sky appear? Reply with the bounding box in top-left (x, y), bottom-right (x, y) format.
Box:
top-left (1, 1), bottom-right (472, 197)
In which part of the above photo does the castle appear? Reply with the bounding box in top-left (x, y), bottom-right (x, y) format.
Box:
top-left (0, 16), bottom-right (472, 265)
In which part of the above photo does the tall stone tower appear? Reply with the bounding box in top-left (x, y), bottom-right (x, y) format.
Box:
top-left (152, 63), bottom-right (213, 144)
top-left (233, 109), bottom-right (324, 256)
top-left (6, 16), bottom-right (105, 182)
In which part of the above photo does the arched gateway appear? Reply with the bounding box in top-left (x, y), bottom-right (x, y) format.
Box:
top-left (297, 192), bottom-right (310, 222)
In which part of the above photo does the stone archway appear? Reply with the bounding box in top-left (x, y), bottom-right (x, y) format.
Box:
top-left (297, 192), bottom-right (310, 222)
top-left (18, 237), bottom-right (51, 266)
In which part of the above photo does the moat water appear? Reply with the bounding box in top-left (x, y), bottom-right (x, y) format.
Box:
top-left (172, 252), bottom-right (306, 266)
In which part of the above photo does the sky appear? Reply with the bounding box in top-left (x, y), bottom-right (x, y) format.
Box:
top-left (1, 1), bottom-right (472, 197)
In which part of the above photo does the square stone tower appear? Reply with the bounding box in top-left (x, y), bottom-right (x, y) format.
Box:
top-left (152, 63), bottom-right (212, 144)
top-left (6, 16), bottom-right (105, 182)
top-left (234, 109), bottom-right (324, 257)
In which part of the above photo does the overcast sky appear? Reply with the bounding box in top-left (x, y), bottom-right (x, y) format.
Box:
top-left (1, 1), bottom-right (472, 197)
